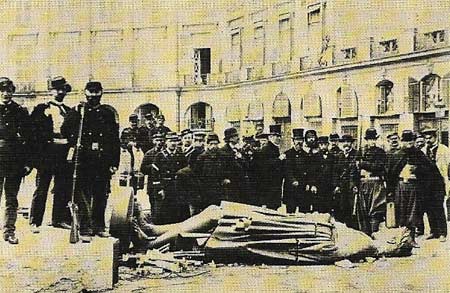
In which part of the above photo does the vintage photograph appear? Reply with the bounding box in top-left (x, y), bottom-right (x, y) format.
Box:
top-left (1, 0), bottom-right (450, 291)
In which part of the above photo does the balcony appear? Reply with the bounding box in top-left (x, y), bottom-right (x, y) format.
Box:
top-left (370, 38), bottom-right (399, 59)
top-left (188, 118), bottom-right (214, 131)
top-left (414, 29), bottom-right (448, 51)
top-left (183, 74), bottom-right (210, 86)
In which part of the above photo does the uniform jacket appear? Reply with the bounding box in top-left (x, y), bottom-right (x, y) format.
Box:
top-left (332, 148), bottom-right (360, 191)
top-left (140, 147), bottom-right (162, 194)
top-left (62, 103), bottom-right (120, 175)
top-left (151, 148), bottom-right (187, 192)
top-left (120, 126), bottom-right (151, 153)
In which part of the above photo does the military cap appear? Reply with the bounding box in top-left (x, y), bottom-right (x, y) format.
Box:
top-left (193, 131), bottom-right (206, 138)
top-left (224, 127), bottom-right (239, 140)
top-left (340, 134), bottom-right (355, 143)
top-left (329, 133), bottom-right (340, 142)
top-left (421, 128), bottom-right (438, 137)
top-left (269, 124), bottom-right (282, 136)
top-left (152, 132), bottom-right (165, 140)
top-left (85, 81), bottom-right (103, 91)
top-left (181, 129), bottom-right (193, 137)
top-left (129, 113), bottom-right (138, 122)
top-left (305, 129), bottom-right (318, 139)
top-left (206, 133), bottom-right (220, 143)
top-left (292, 128), bottom-right (304, 139)
top-left (165, 132), bottom-right (180, 141)
top-left (401, 130), bottom-right (415, 142)
top-left (318, 136), bottom-right (329, 144)
top-left (0, 77), bottom-right (15, 93)
top-left (364, 128), bottom-right (379, 140)
top-left (49, 76), bottom-right (72, 92)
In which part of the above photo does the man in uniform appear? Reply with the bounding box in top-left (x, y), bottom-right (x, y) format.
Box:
top-left (62, 81), bottom-right (120, 241)
top-left (151, 132), bottom-right (188, 224)
top-left (218, 127), bottom-right (244, 203)
top-left (150, 114), bottom-right (171, 138)
top-left (283, 128), bottom-right (307, 213)
top-left (0, 78), bottom-right (32, 244)
top-left (329, 133), bottom-right (342, 156)
top-left (120, 113), bottom-right (151, 154)
top-left (422, 128), bottom-right (448, 241)
top-left (255, 125), bottom-right (284, 209)
top-left (356, 128), bottom-right (387, 235)
top-left (315, 135), bottom-right (335, 213)
top-left (140, 132), bottom-right (166, 211)
top-left (180, 128), bottom-right (193, 154)
top-left (29, 76), bottom-right (74, 233)
top-left (332, 134), bottom-right (360, 229)
top-left (188, 131), bottom-right (206, 166)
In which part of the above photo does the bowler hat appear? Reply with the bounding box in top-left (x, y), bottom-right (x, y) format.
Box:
top-left (269, 124), bottom-right (281, 136)
top-left (129, 113), bottom-right (138, 122)
top-left (364, 128), bottom-right (379, 140)
top-left (401, 130), bottom-right (415, 142)
top-left (0, 77), bottom-right (15, 93)
top-left (49, 76), bottom-right (72, 92)
top-left (305, 129), bottom-right (318, 139)
top-left (85, 81), bottom-right (103, 91)
top-left (340, 134), bottom-right (355, 143)
top-left (255, 133), bottom-right (268, 139)
top-left (181, 129), bottom-right (192, 137)
top-left (207, 133), bottom-right (220, 143)
top-left (318, 136), bottom-right (329, 144)
top-left (387, 132), bottom-right (399, 139)
top-left (166, 132), bottom-right (180, 141)
top-left (329, 133), bottom-right (340, 142)
top-left (224, 127), bottom-right (239, 141)
top-left (292, 128), bottom-right (304, 139)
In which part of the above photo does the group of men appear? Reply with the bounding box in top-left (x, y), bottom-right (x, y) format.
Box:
top-left (130, 121), bottom-right (450, 248)
top-left (0, 76), bottom-right (120, 244)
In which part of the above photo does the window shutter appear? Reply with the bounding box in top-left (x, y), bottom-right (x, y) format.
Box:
top-left (408, 77), bottom-right (420, 113)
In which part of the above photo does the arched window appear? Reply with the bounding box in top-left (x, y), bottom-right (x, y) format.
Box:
top-left (408, 74), bottom-right (442, 112)
top-left (376, 79), bottom-right (394, 114)
top-left (184, 102), bottom-right (213, 130)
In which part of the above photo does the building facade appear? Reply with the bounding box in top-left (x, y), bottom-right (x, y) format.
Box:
top-left (1, 0), bottom-right (450, 151)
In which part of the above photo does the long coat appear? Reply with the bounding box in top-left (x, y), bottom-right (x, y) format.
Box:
top-left (196, 148), bottom-right (225, 207)
top-left (283, 147), bottom-right (307, 209)
top-left (255, 141), bottom-right (283, 209)
top-left (218, 144), bottom-right (244, 203)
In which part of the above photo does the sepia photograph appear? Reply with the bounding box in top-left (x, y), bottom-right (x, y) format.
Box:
top-left (1, 0), bottom-right (450, 291)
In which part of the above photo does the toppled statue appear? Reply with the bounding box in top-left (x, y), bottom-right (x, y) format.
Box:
top-left (111, 200), bottom-right (413, 265)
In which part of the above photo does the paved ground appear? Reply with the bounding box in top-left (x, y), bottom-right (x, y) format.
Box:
top-left (1, 172), bottom-right (450, 292)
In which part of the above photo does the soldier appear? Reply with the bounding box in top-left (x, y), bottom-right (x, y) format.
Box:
top-left (0, 77), bottom-right (32, 244)
top-left (29, 76), bottom-right (74, 233)
top-left (196, 133), bottom-right (224, 208)
top-left (180, 128), bottom-right (193, 153)
top-left (386, 130), bottom-right (434, 247)
top-left (151, 132), bottom-right (188, 224)
top-left (315, 135), bottom-right (335, 213)
top-left (421, 128), bottom-right (448, 241)
top-left (356, 128), bottom-right (387, 235)
top-left (329, 133), bottom-right (342, 156)
top-left (120, 113), bottom-right (151, 154)
top-left (283, 128), bottom-right (307, 213)
top-left (332, 134), bottom-right (360, 229)
top-left (140, 132), bottom-right (166, 211)
top-left (62, 81), bottom-right (120, 241)
top-left (218, 127), bottom-right (244, 203)
top-left (149, 114), bottom-right (171, 138)
top-left (188, 131), bottom-right (206, 166)
top-left (255, 124), bottom-right (284, 209)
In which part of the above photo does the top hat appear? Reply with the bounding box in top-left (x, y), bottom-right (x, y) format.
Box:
top-left (340, 134), bottom-right (355, 143)
top-left (129, 113), bottom-right (138, 122)
top-left (305, 129), bottom-right (318, 139)
top-left (85, 81), bottom-right (103, 92)
top-left (165, 131), bottom-right (180, 141)
top-left (318, 136), bottom-right (329, 144)
top-left (269, 124), bottom-right (281, 136)
top-left (329, 133), bottom-right (340, 142)
top-left (224, 127), bottom-right (239, 141)
top-left (49, 76), bottom-right (72, 92)
top-left (364, 128), bottom-right (379, 140)
top-left (401, 130), bottom-right (415, 142)
top-left (292, 128), bottom-right (304, 139)
top-left (180, 129), bottom-right (192, 137)
top-left (207, 133), bottom-right (220, 143)
top-left (0, 77), bottom-right (15, 93)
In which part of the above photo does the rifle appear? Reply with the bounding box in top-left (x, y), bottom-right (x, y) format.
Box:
top-left (68, 103), bottom-right (86, 244)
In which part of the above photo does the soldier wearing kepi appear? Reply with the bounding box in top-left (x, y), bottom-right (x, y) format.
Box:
top-left (120, 113), bottom-right (151, 154)
top-left (149, 114), bottom-right (171, 139)
top-left (151, 132), bottom-right (188, 224)
top-left (283, 128), bottom-right (307, 213)
top-left (255, 124), bottom-right (284, 209)
top-left (62, 81), bottom-right (120, 241)
top-left (29, 76), bottom-right (74, 233)
top-left (356, 128), bottom-right (387, 235)
top-left (0, 77), bottom-right (32, 244)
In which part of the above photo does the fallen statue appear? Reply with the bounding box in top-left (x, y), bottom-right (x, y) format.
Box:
top-left (110, 198), bottom-right (413, 265)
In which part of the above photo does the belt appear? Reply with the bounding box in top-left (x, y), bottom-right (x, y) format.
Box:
top-left (53, 138), bottom-right (68, 145)
top-left (361, 176), bottom-right (381, 181)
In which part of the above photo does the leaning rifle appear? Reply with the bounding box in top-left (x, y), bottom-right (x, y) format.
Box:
top-left (68, 103), bottom-right (86, 244)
